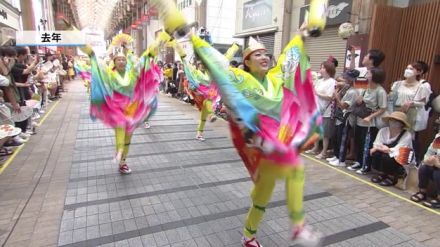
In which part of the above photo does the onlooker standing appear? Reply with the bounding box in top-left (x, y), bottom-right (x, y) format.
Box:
top-left (11, 47), bottom-right (39, 133)
top-left (177, 63), bottom-right (185, 98)
top-left (389, 61), bottom-right (431, 164)
top-left (349, 47), bottom-right (385, 80)
top-left (328, 69), bottom-right (359, 167)
top-left (347, 67), bottom-right (387, 174)
top-left (0, 47), bottom-right (21, 114)
top-left (307, 61), bottom-right (337, 159)
top-left (61, 55), bottom-right (69, 89)
top-left (163, 63), bottom-right (173, 94)
top-left (68, 58), bottom-right (75, 80)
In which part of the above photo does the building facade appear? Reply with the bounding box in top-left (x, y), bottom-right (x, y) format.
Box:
top-left (0, 0), bottom-right (20, 45)
top-left (176, 0), bottom-right (242, 62)
top-left (235, 0), bottom-right (284, 60)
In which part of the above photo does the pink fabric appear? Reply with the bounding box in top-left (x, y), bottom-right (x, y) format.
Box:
top-left (80, 71), bottom-right (91, 81)
top-left (195, 83), bottom-right (220, 111)
top-left (90, 62), bottom-right (160, 133)
top-left (254, 68), bottom-right (321, 167)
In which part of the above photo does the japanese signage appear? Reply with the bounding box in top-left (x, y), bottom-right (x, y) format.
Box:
top-left (242, 0), bottom-right (272, 30)
top-left (300, 0), bottom-right (352, 26)
top-left (16, 31), bottom-right (86, 46)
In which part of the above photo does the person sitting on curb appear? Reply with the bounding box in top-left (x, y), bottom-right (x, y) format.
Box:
top-left (370, 111), bottom-right (413, 186)
top-left (410, 134), bottom-right (440, 208)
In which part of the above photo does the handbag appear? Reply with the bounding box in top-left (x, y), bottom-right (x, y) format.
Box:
top-left (409, 84), bottom-right (429, 131)
top-left (353, 102), bottom-right (373, 118)
top-left (414, 107), bottom-right (429, 131)
top-left (353, 90), bottom-right (373, 118)
top-left (334, 85), bottom-right (351, 122)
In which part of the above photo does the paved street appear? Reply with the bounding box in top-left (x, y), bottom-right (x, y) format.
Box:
top-left (0, 80), bottom-right (438, 247)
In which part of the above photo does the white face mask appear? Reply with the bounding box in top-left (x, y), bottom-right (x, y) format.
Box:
top-left (389, 119), bottom-right (403, 129)
top-left (404, 69), bottom-right (415, 78)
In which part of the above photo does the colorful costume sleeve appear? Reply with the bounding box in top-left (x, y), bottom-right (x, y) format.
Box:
top-left (191, 35), bottom-right (322, 173)
top-left (224, 43), bottom-right (240, 61)
top-left (265, 35), bottom-right (323, 150)
top-left (74, 61), bottom-right (91, 82)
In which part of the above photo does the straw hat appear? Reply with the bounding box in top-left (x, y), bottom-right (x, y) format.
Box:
top-left (242, 37), bottom-right (266, 60)
top-left (382, 111), bottom-right (410, 129)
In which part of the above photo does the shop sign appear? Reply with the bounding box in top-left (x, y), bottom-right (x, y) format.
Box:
top-left (242, 0), bottom-right (272, 30)
top-left (300, 0), bottom-right (352, 26)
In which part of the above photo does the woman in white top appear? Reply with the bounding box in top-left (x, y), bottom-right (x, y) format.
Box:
top-left (370, 111), bottom-right (412, 186)
top-left (308, 61), bottom-right (337, 159)
top-left (390, 61), bottom-right (431, 164)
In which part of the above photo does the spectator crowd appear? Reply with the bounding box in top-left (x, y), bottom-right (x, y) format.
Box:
top-left (0, 45), bottom-right (75, 165)
top-left (159, 47), bottom-right (440, 209)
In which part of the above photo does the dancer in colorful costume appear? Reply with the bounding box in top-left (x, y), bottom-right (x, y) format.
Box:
top-left (79, 30), bottom-right (168, 174)
top-left (176, 42), bottom-right (239, 140)
top-left (150, 1), bottom-right (324, 246)
top-left (193, 34), bottom-right (323, 247)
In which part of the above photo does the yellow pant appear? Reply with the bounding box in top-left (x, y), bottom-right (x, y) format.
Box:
top-left (115, 128), bottom-right (133, 163)
top-left (196, 99), bottom-right (213, 132)
top-left (244, 159), bottom-right (305, 238)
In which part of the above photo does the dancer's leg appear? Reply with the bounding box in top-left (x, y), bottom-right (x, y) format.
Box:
top-left (286, 165), bottom-right (305, 226)
top-left (196, 100), bottom-right (212, 139)
top-left (287, 164), bottom-right (321, 246)
top-left (114, 127), bottom-right (125, 163)
top-left (243, 169), bottom-right (276, 238)
top-left (122, 131), bottom-right (133, 162)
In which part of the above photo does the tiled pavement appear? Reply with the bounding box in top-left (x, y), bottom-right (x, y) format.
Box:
top-left (0, 80), bottom-right (438, 247)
